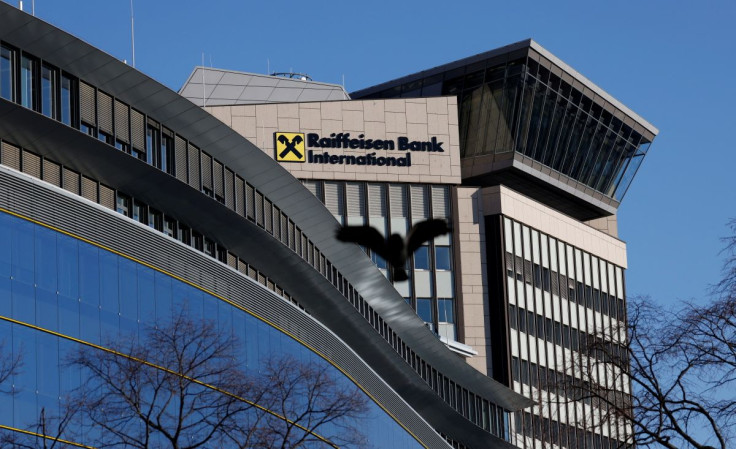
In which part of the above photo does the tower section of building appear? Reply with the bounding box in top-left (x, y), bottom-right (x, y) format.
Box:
top-left (352, 39), bottom-right (657, 449)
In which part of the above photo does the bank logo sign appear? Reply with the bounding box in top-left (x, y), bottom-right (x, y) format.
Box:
top-left (273, 132), bottom-right (444, 167)
top-left (275, 132), bottom-right (306, 162)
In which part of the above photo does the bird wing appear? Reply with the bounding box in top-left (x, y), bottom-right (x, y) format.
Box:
top-left (406, 219), bottom-right (450, 253)
top-left (335, 225), bottom-right (388, 258)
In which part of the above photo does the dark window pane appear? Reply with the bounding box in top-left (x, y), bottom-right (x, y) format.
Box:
top-left (417, 297), bottom-right (433, 327)
top-left (414, 245), bottom-right (430, 270)
top-left (41, 65), bottom-right (56, 118)
top-left (0, 46), bottom-right (13, 100)
top-left (435, 246), bottom-right (451, 270)
top-left (20, 54), bottom-right (36, 109)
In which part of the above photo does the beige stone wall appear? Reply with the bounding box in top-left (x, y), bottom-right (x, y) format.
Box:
top-left (204, 97), bottom-right (461, 184)
top-left (481, 185), bottom-right (627, 268)
top-left (454, 186), bottom-right (491, 374)
top-left (585, 214), bottom-right (618, 238)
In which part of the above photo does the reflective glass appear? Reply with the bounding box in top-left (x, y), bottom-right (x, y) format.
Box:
top-left (416, 298), bottom-right (433, 325)
top-left (60, 74), bottom-right (73, 125)
top-left (41, 65), bottom-right (56, 118)
top-left (435, 246), bottom-right (451, 270)
top-left (413, 246), bottom-right (430, 270)
top-left (20, 55), bottom-right (35, 109)
top-left (0, 46), bottom-right (13, 101)
top-left (0, 211), bottom-right (425, 448)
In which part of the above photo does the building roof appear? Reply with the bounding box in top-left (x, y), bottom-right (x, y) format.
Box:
top-left (352, 39), bottom-right (657, 137)
top-left (179, 67), bottom-right (350, 106)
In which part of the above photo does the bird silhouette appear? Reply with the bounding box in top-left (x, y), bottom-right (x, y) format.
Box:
top-left (336, 219), bottom-right (451, 281)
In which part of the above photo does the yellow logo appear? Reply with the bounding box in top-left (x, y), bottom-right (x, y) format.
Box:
top-left (275, 132), bottom-right (306, 162)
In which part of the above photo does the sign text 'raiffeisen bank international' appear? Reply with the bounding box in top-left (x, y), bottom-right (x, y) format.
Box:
top-left (274, 132), bottom-right (444, 166)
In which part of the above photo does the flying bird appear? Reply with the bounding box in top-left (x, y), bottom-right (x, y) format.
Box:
top-left (336, 219), bottom-right (451, 281)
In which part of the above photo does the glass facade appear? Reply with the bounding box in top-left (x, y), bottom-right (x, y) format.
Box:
top-left (499, 217), bottom-right (628, 449)
top-left (355, 51), bottom-right (653, 203)
top-left (0, 210), bottom-right (424, 448)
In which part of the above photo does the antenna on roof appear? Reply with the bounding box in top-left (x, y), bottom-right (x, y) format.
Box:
top-left (31, 0), bottom-right (34, 15)
top-left (267, 58), bottom-right (270, 76)
top-left (201, 53), bottom-right (206, 108)
top-left (130, 0), bottom-right (136, 68)
top-left (342, 74), bottom-right (345, 90)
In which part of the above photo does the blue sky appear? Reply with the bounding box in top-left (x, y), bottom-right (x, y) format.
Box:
top-left (13, 0), bottom-right (736, 304)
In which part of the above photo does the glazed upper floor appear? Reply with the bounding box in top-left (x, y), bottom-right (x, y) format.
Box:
top-left (352, 39), bottom-right (658, 221)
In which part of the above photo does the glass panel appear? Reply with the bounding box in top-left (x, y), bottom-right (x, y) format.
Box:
top-left (414, 245), bottom-right (430, 270)
top-left (60, 74), bottom-right (73, 125)
top-left (0, 45), bottom-right (13, 101)
top-left (41, 65), bottom-right (56, 118)
top-left (20, 54), bottom-right (36, 109)
top-left (417, 298), bottom-right (433, 328)
top-left (435, 246), bottom-right (451, 270)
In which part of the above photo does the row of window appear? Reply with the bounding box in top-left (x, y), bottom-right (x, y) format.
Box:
top-left (515, 411), bottom-right (629, 449)
top-left (303, 180), bottom-right (457, 339)
top-left (501, 217), bottom-right (630, 449)
top-left (510, 258), bottom-right (626, 320)
top-left (1, 39), bottom-right (509, 434)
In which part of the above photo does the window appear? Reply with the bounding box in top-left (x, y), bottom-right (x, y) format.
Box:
top-left (438, 298), bottom-right (456, 340)
top-left (20, 54), bottom-right (36, 109)
top-left (41, 64), bottom-right (57, 118)
top-left (132, 201), bottom-right (147, 224)
top-left (435, 246), bottom-right (451, 270)
top-left (146, 123), bottom-right (160, 168)
top-left (371, 251), bottom-right (387, 269)
top-left (414, 245), bottom-right (430, 270)
top-left (0, 45), bottom-right (14, 100)
top-left (416, 297), bottom-right (433, 329)
top-left (149, 209), bottom-right (163, 231)
top-left (161, 131), bottom-right (174, 174)
top-left (80, 123), bottom-right (95, 137)
top-left (98, 131), bottom-right (113, 145)
top-left (116, 193), bottom-right (131, 217)
top-left (60, 73), bottom-right (75, 125)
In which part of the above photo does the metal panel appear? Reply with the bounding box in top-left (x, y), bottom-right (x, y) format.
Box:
top-left (235, 176), bottom-right (245, 216)
top-left (201, 152), bottom-right (213, 191)
top-left (21, 150), bottom-right (40, 178)
top-left (368, 183), bottom-right (387, 216)
top-left (42, 159), bottom-right (61, 186)
top-left (224, 168), bottom-right (234, 209)
top-left (324, 181), bottom-right (343, 217)
top-left (174, 135), bottom-right (187, 183)
top-left (99, 184), bottom-right (115, 209)
top-left (213, 160), bottom-right (223, 197)
top-left (389, 184), bottom-right (407, 217)
top-left (1, 141), bottom-right (20, 170)
top-left (346, 182), bottom-right (364, 216)
top-left (62, 167), bottom-right (80, 194)
top-left (410, 185), bottom-right (429, 220)
top-left (187, 143), bottom-right (200, 189)
top-left (79, 81), bottom-right (95, 125)
top-left (131, 108), bottom-right (145, 151)
top-left (81, 176), bottom-right (97, 202)
top-left (114, 99), bottom-right (129, 143)
top-left (246, 183), bottom-right (255, 219)
top-left (264, 199), bottom-right (273, 233)
top-left (431, 185), bottom-right (450, 218)
top-left (98, 91), bottom-right (113, 134)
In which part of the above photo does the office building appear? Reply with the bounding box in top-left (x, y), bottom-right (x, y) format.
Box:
top-left (0, 3), bottom-right (657, 448)
top-left (180, 40), bottom-right (657, 449)
top-left (0, 4), bottom-right (529, 449)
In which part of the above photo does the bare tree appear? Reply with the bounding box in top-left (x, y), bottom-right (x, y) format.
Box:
top-left (553, 220), bottom-right (736, 449)
top-left (57, 312), bottom-right (367, 449)
top-left (249, 355), bottom-right (369, 449)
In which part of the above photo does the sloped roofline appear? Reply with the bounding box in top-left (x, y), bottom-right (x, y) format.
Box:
top-left (352, 38), bottom-right (658, 136)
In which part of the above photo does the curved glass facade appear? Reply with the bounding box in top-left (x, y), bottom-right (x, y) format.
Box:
top-left (0, 210), bottom-right (424, 448)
